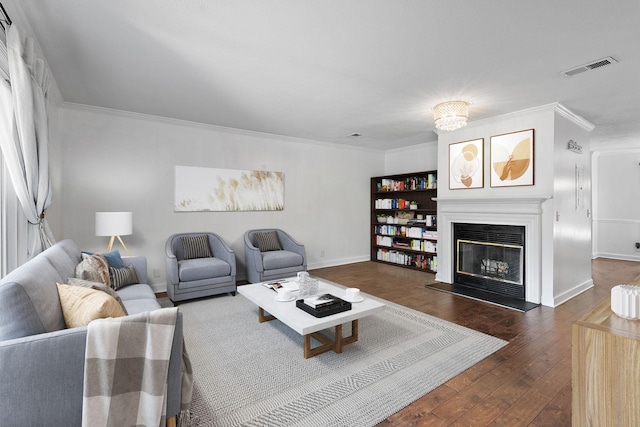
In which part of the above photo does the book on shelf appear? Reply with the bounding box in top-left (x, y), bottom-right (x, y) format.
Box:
top-left (303, 293), bottom-right (340, 309)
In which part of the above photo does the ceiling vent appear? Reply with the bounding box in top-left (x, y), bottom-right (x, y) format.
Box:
top-left (561, 56), bottom-right (618, 77)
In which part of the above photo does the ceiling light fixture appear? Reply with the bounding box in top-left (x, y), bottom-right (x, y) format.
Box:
top-left (433, 101), bottom-right (469, 132)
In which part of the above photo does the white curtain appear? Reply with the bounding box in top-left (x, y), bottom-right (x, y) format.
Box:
top-left (0, 24), bottom-right (55, 258)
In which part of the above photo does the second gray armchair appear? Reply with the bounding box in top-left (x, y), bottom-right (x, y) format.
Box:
top-left (244, 228), bottom-right (307, 283)
top-left (165, 232), bottom-right (236, 302)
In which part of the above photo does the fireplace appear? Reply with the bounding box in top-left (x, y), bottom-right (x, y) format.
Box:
top-left (453, 223), bottom-right (525, 300)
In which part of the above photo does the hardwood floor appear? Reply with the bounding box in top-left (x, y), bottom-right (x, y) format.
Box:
top-left (309, 258), bottom-right (640, 427)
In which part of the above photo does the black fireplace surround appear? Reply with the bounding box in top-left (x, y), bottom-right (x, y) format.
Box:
top-left (453, 223), bottom-right (525, 300)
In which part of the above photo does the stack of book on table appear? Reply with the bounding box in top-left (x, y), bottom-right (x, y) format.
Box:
top-left (296, 293), bottom-right (352, 318)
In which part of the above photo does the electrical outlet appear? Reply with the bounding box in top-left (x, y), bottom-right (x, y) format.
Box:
top-left (635, 243), bottom-right (640, 252)
top-left (320, 250), bottom-right (325, 257)
top-left (153, 268), bottom-right (161, 277)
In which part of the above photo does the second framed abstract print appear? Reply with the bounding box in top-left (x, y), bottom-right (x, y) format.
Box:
top-left (490, 129), bottom-right (534, 187)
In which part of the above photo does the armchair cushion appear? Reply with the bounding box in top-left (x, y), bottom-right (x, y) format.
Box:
top-left (262, 250), bottom-right (304, 270)
top-left (109, 265), bottom-right (139, 290)
top-left (178, 257), bottom-right (232, 282)
top-left (255, 231), bottom-right (282, 252)
top-left (57, 284), bottom-right (126, 328)
top-left (180, 234), bottom-right (213, 260)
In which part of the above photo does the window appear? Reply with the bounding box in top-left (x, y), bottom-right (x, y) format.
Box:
top-left (0, 148), bottom-right (23, 277)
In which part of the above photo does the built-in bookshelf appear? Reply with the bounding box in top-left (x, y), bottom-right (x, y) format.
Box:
top-left (371, 171), bottom-right (437, 273)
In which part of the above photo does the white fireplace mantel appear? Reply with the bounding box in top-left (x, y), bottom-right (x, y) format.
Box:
top-left (435, 197), bottom-right (552, 214)
top-left (436, 196), bottom-right (553, 305)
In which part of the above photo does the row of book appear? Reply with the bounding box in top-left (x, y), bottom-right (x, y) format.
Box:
top-left (376, 174), bottom-right (437, 192)
top-left (376, 248), bottom-right (437, 271)
top-left (375, 225), bottom-right (438, 240)
top-left (407, 215), bottom-right (437, 227)
top-left (375, 236), bottom-right (437, 253)
top-left (374, 198), bottom-right (416, 209)
top-left (411, 240), bottom-right (437, 252)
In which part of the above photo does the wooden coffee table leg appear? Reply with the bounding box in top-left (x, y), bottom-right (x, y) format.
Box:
top-left (342, 319), bottom-right (359, 346)
top-left (304, 319), bottom-right (360, 358)
top-left (258, 307), bottom-right (276, 323)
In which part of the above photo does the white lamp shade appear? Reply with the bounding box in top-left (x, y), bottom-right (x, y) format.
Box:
top-left (95, 212), bottom-right (133, 236)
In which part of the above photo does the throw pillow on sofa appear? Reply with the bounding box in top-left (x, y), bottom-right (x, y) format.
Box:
top-left (109, 265), bottom-right (139, 290)
top-left (57, 284), bottom-right (126, 328)
top-left (67, 277), bottom-right (128, 315)
top-left (82, 250), bottom-right (125, 268)
top-left (75, 252), bottom-right (111, 287)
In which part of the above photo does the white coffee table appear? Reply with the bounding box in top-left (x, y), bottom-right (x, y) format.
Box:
top-left (237, 277), bottom-right (386, 358)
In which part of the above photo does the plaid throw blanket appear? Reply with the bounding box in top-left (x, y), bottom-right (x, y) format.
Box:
top-left (83, 307), bottom-right (187, 427)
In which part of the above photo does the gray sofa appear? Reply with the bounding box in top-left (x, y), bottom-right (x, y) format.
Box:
top-left (0, 239), bottom-right (183, 426)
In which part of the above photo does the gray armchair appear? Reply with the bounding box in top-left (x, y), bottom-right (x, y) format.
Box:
top-left (244, 228), bottom-right (307, 283)
top-left (165, 232), bottom-right (237, 302)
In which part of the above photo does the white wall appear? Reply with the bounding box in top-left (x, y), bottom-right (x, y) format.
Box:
top-left (384, 141), bottom-right (438, 175)
top-left (434, 103), bottom-right (594, 307)
top-left (593, 149), bottom-right (640, 260)
top-left (58, 105), bottom-right (385, 291)
top-left (552, 111), bottom-right (593, 305)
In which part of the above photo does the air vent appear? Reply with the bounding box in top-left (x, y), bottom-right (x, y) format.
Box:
top-left (561, 56), bottom-right (618, 77)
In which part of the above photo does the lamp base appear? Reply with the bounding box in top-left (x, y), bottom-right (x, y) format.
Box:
top-left (106, 235), bottom-right (131, 256)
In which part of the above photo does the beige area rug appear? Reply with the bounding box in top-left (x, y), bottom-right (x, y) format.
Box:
top-left (169, 293), bottom-right (507, 427)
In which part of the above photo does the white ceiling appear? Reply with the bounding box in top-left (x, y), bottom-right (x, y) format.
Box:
top-left (7, 1), bottom-right (640, 150)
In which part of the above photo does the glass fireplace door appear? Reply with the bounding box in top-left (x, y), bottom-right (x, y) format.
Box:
top-left (457, 240), bottom-right (523, 286)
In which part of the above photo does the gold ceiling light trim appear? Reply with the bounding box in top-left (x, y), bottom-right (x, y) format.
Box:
top-left (433, 101), bottom-right (469, 132)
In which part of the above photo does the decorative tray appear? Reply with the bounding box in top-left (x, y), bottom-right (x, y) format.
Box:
top-left (296, 297), bottom-right (352, 318)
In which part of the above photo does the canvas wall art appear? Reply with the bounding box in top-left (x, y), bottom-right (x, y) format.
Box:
top-left (490, 129), bottom-right (534, 187)
top-left (175, 166), bottom-right (284, 212)
top-left (449, 138), bottom-right (484, 189)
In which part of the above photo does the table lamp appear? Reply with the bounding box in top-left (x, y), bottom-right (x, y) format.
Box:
top-left (95, 212), bottom-right (132, 255)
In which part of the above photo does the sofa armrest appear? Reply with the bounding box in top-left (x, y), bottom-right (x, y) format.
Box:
top-left (0, 311), bottom-right (184, 425)
top-left (0, 327), bottom-right (88, 425)
top-left (121, 255), bottom-right (148, 284)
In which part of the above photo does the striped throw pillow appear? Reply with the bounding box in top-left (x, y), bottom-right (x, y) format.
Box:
top-left (255, 231), bottom-right (282, 252)
top-left (181, 234), bottom-right (213, 260)
top-left (109, 264), bottom-right (139, 290)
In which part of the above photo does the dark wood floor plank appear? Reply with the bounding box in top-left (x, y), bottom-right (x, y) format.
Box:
top-left (309, 257), bottom-right (637, 426)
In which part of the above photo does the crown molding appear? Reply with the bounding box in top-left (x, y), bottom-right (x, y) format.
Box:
top-left (60, 102), bottom-right (382, 153)
top-left (554, 103), bottom-right (595, 132)
top-left (460, 102), bottom-right (595, 132)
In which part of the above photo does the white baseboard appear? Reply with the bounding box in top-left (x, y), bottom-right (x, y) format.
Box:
top-left (593, 252), bottom-right (640, 262)
top-left (150, 281), bottom-right (167, 294)
top-left (308, 255), bottom-right (370, 271)
top-left (551, 279), bottom-right (594, 307)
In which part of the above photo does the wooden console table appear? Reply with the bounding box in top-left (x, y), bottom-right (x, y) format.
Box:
top-left (572, 298), bottom-right (640, 426)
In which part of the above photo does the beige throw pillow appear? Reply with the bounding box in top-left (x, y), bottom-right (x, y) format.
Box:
top-left (67, 277), bottom-right (128, 315)
top-left (57, 283), bottom-right (126, 328)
